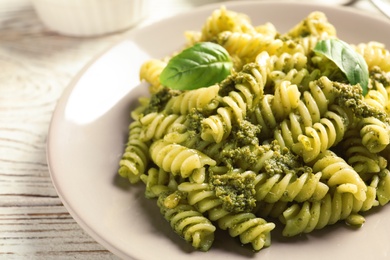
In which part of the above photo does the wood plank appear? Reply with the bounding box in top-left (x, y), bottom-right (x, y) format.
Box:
top-left (0, 0), bottom-right (122, 258)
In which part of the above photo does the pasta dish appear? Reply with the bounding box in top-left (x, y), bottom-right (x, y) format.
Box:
top-left (116, 6), bottom-right (390, 252)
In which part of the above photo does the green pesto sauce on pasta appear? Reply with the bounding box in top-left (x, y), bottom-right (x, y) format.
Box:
top-left (334, 80), bottom-right (389, 123)
top-left (142, 87), bottom-right (181, 114)
top-left (118, 6), bottom-right (390, 253)
top-left (210, 169), bottom-right (257, 213)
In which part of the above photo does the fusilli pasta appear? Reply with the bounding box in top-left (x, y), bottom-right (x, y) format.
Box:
top-left (117, 6), bottom-right (390, 253)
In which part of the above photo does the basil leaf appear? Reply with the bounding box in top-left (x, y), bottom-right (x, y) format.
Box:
top-left (160, 42), bottom-right (233, 90)
top-left (314, 39), bottom-right (369, 96)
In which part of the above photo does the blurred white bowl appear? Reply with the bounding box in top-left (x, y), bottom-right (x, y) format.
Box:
top-left (32, 0), bottom-right (149, 37)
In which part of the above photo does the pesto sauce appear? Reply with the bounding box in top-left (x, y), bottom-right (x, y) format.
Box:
top-left (370, 66), bottom-right (390, 87)
top-left (210, 169), bottom-right (257, 213)
top-left (209, 140), bottom-right (309, 214)
top-left (263, 147), bottom-right (311, 177)
top-left (143, 87), bottom-right (181, 114)
top-left (333, 81), bottom-right (389, 123)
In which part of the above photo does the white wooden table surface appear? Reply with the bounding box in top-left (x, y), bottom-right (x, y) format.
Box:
top-left (0, 0), bottom-right (383, 259)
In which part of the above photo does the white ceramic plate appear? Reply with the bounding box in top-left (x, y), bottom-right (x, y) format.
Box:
top-left (47, 1), bottom-right (390, 259)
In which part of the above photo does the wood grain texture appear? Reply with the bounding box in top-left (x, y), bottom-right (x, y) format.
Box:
top-left (0, 0), bottom-right (124, 258)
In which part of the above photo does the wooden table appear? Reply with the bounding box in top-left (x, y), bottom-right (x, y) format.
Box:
top-left (0, 0), bottom-right (383, 259)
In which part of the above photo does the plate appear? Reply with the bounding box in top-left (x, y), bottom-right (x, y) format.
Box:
top-left (47, 1), bottom-right (390, 259)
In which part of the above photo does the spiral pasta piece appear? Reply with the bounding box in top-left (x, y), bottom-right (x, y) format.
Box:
top-left (249, 95), bottom-right (276, 139)
top-left (272, 76), bottom-right (336, 146)
top-left (295, 35), bottom-right (324, 55)
top-left (273, 113), bottom-right (302, 149)
top-left (254, 171), bottom-right (329, 203)
top-left (201, 107), bottom-right (233, 143)
top-left (354, 41), bottom-right (390, 72)
top-left (118, 121), bottom-right (150, 183)
top-left (168, 134), bottom-right (277, 177)
top-left (220, 81), bottom-right (266, 123)
top-left (150, 140), bottom-right (216, 182)
top-left (359, 116), bottom-right (390, 153)
top-left (255, 200), bottom-right (290, 219)
top-left (280, 176), bottom-right (380, 236)
top-left (140, 167), bottom-right (185, 199)
top-left (377, 169), bottom-right (390, 206)
top-left (139, 59), bottom-right (167, 93)
top-left (164, 84), bottom-right (220, 114)
top-left (219, 29), bottom-right (314, 70)
top-left (311, 150), bottom-right (367, 201)
top-left (217, 31), bottom-right (278, 69)
top-left (157, 192), bottom-right (216, 251)
top-left (178, 182), bottom-right (276, 251)
top-left (364, 79), bottom-right (388, 111)
top-left (293, 106), bottom-right (349, 162)
top-left (160, 128), bottom-right (189, 144)
top-left (272, 77), bottom-right (342, 152)
top-left (164, 133), bottom-right (241, 170)
top-left (298, 76), bottom-right (336, 125)
top-left (368, 67), bottom-right (390, 114)
top-left (249, 81), bottom-right (301, 140)
top-left (221, 90), bottom-right (247, 122)
top-left (221, 55), bottom-right (268, 110)
top-left (269, 68), bottom-right (311, 87)
top-left (272, 81), bottom-right (301, 120)
top-left (286, 11), bottom-right (337, 38)
top-left (179, 182), bottom-right (225, 216)
top-left (270, 52), bottom-right (308, 73)
top-left (254, 21), bottom-right (278, 36)
top-left (200, 6), bottom-right (255, 42)
top-left (218, 212), bottom-right (275, 251)
top-left (141, 167), bottom-right (170, 198)
top-left (200, 57), bottom-right (269, 143)
top-left (340, 129), bottom-right (387, 180)
top-left (139, 112), bottom-right (187, 142)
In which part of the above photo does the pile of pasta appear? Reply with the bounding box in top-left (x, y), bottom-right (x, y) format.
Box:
top-left (118, 6), bottom-right (390, 252)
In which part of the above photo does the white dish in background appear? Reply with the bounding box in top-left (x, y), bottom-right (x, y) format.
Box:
top-left (47, 1), bottom-right (390, 259)
top-left (32, 0), bottom-right (150, 37)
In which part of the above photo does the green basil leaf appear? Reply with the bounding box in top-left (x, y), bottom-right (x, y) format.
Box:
top-left (314, 38), bottom-right (369, 96)
top-left (160, 42), bottom-right (233, 90)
